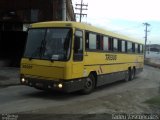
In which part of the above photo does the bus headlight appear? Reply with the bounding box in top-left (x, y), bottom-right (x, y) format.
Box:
top-left (21, 78), bottom-right (25, 82)
top-left (58, 83), bottom-right (63, 88)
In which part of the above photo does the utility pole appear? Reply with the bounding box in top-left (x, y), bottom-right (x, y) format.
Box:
top-left (75, 0), bottom-right (88, 22)
top-left (143, 22), bottom-right (150, 58)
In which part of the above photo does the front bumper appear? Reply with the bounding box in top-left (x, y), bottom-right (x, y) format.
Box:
top-left (20, 76), bottom-right (86, 93)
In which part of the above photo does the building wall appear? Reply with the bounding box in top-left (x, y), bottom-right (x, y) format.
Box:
top-left (0, 0), bottom-right (75, 24)
top-left (0, 0), bottom-right (75, 67)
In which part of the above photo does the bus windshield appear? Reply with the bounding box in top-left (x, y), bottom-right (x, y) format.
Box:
top-left (24, 28), bottom-right (72, 61)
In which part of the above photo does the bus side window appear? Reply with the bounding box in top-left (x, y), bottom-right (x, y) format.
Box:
top-left (127, 41), bottom-right (132, 53)
top-left (89, 33), bottom-right (96, 50)
top-left (135, 43), bottom-right (138, 53)
top-left (113, 38), bottom-right (118, 52)
top-left (140, 45), bottom-right (143, 53)
top-left (73, 30), bottom-right (83, 61)
top-left (103, 36), bottom-right (109, 51)
top-left (121, 40), bottom-right (126, 52)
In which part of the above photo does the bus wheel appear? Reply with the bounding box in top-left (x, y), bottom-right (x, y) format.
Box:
top-left (132, 68), bottom-right (136, 79)
top-left (129, 69), bottom-right (134, 81)
top-left (81, 74), bottom-right (95, 94)
top-left (124, 70), bottom-right (129, 82)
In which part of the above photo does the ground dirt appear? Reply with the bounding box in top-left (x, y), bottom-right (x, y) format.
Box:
top-left (0, 65), bottom-right (160, 120)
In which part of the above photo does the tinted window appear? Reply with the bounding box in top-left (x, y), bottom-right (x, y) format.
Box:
top-left (24, 28), bottom-right (72, 61)
top-left (24, 29), bottom-right (45, 58)
top-left (73, 30), bottom-right (83, 61)
top-left (43, 28), bottom-right (71, 60)
top-left (89, 33), bottom-right (96, 49)
top-left (122, 41), bottom-right (125, 52)
top-left (135, 44), bottom-right (138, 53)
top-left (113, 38), bottom-right (118, 51)
top-left (127, 42), bottom-right (132, 53)
top-left (103, 36), bottom-right (109, 51)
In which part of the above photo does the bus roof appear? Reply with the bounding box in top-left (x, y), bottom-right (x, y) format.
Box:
top-left (31, 21), bottom-right (144, 44)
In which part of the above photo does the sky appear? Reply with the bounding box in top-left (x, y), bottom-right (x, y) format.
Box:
top-left (72, 0), bottom-right (160, 44)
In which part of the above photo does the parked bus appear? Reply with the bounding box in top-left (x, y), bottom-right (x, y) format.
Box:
top-left (20, 21), bottom-right (144, 94)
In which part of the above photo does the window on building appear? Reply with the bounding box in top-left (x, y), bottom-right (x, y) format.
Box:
top-left (31, 9), bottom-right (39, 22)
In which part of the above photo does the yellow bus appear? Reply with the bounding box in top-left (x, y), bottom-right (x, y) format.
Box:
top-left (20, 21), bottom-right (144, 94)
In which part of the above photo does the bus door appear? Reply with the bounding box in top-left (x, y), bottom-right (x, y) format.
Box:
top-left (72, 30), bottom-right (84, 78)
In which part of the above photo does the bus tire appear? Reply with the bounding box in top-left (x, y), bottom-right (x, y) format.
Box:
top-left (81, 74), bottom-right (95, 94)
top-left (133, 68), bottom-right (136, 78)
top-left (129, 69), bottom-right (134, 81)
top-left (124, 70), bottom-right (129, 82)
